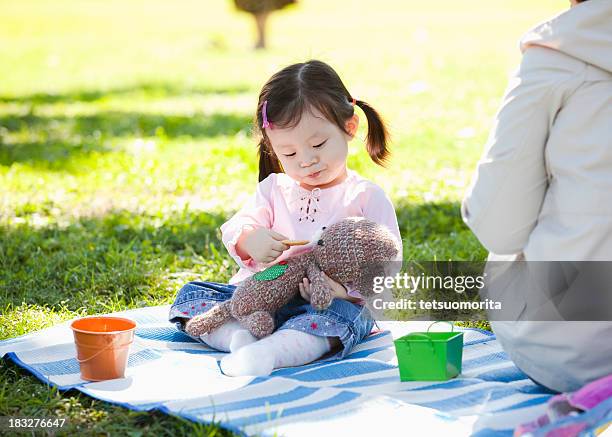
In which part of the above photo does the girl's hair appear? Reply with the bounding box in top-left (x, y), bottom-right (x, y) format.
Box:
top-left (255, 60), bottom-right (390, 182)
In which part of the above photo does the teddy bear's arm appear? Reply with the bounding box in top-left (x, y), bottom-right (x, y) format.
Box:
top-left (306, 263), bottom-right (334, 310)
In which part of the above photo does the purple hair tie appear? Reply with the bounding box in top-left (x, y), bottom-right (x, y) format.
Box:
top-left (262, 100), bottom-right (271, 129)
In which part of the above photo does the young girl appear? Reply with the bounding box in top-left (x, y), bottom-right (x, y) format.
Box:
top-left (169, 59), bottom-right (403, 376)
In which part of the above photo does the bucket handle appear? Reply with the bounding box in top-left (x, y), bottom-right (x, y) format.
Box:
top-left (427, 321), bottom-right (455, 333)
top-left (75, 337), bottom-right (133, 364)
top-left (405, 333), bottom-right (435, 354)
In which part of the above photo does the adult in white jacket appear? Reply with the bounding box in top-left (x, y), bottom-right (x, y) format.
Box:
top-left (462, 0), bottom-right (612, 393)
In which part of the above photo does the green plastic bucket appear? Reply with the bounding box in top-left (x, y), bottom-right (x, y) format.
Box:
top-left (394, 321), bottom-right (464, 381)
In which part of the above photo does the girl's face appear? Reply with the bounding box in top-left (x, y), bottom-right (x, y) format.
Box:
top-left (265, 108), bottom-right (359, 190)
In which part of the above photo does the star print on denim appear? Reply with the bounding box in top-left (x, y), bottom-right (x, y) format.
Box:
top-left (285, 315), bottom-right (343, 338)
top-left (178, 301), bottom-right (213, 317)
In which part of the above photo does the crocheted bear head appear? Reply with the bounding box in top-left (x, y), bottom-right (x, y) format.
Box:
top-left (312, 217), bottom-right (400, 298)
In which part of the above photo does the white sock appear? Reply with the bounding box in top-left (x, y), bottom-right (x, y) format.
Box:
top-left (229, 329), bottom-right (259, 353)
top-left (199, 319), bottom-right (257, 352)
top-left (220, 329), bottom-right (332, 376)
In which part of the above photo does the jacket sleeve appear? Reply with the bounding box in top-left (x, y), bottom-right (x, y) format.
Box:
top-left (220, 175), bottom-right (275, 270)
top-left (461, 46), bottom-right (585, 255)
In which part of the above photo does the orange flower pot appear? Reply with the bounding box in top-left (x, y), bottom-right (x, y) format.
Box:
top-left (71, 316), bottom-right (136, 381)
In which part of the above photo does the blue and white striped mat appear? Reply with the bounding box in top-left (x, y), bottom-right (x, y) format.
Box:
top-left (0, 305), bottom-right (556, 436)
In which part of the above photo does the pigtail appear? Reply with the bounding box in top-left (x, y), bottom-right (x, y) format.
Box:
top-left (257, 138), bottom-right (284, 182)
top-left (355, 99), bottom-right (390, 167)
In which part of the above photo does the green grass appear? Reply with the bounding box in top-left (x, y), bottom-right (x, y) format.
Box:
top-left (0, 0), bottom-right (561, 434)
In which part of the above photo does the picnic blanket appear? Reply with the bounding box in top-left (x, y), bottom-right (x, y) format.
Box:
top-left (0, 305), bottom-right (559, 436)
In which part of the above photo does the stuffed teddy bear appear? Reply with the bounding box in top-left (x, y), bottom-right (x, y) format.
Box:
top-left (185, 217), bottom-right (400, 339)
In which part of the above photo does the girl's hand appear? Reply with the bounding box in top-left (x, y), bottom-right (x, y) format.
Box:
top-left (299, 272), bottom-right (361, 303)
top-left (237, 227), bottom-right (290, 264)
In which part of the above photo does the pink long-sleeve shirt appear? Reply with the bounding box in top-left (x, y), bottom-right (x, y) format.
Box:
top-left (221, 169), bottom-right (403, 285)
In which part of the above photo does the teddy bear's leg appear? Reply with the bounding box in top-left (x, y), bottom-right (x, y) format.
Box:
top-left (240, 311), bottom-right (275, 339)
top-left (185, 301), bottom-right (232, 338)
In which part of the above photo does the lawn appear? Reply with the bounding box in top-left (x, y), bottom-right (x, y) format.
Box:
top-left (0, 0), bottom-right (560, 434)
